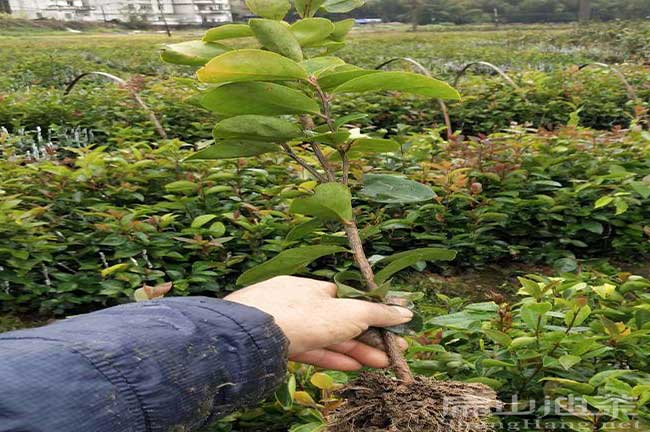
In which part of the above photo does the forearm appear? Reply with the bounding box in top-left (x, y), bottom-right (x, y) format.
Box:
top-left (0, 297), bottom-right (288, 432)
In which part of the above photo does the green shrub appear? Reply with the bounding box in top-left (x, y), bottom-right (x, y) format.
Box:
top-left (411, 270), bottom-right (650, 430)
top-left (1, 126), bottom-right (648, 315)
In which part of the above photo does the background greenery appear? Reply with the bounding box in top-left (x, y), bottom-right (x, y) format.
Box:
top-left (1, 20), bottom-right (649, 432)
top-left (356, 0), bottom-right (650, 25)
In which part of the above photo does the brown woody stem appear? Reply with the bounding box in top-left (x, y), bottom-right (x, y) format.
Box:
top-left (301, 79), bottom-right (415, 383)
top-left (343, 220), bottom-right (414, 383)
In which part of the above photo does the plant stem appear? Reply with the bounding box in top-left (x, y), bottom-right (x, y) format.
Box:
top-left (343, 220), bottom-right (414, 383)
top-left (305, 78), bottom-right (415, 383)
top-left (311, 142), bottom-right (336, 182)
top-left (280, 143), bottom-right (326, 182)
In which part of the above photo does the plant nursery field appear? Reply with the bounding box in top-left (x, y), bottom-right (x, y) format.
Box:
top-left (1, 19), bottom-right (649, 432)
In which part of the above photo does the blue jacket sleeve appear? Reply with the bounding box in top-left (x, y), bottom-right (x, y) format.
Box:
top-left (0, 297), bottom-right (289, 432)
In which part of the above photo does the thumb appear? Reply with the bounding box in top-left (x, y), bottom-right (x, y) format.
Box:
top-left (336, 299), bottom-right (413, 329)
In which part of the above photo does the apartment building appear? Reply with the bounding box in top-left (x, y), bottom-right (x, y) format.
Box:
top-left (3, 0), bottom-right (232, 25)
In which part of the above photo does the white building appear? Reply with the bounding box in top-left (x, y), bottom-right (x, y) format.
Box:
top-left (3, 0), bottom-right (232, 25)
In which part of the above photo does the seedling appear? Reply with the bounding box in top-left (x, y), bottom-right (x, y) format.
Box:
top-left (162, 1), bottom-right (497, 429)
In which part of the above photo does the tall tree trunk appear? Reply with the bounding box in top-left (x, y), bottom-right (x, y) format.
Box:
top-left (578, 0), bottom-right (591, 23)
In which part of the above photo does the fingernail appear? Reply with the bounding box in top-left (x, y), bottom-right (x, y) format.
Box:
top-left (392, 306), bottom-right (413, 319)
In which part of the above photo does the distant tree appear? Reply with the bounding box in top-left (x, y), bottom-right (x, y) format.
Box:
top-left (358, 0), bottom-right (650, 24)
top-left (578, 0), bottom-right (591, 22)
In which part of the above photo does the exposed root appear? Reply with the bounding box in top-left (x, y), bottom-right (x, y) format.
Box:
top-left (329, 372), bottom-right (500, 432)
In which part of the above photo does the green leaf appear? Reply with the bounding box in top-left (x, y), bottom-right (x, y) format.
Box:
top-left (334, 271), bottom-right (369, 298)
top-left (317, 66), bottom-right (379, 90)
top-left (275, 374), bottom-right (296, 408)
top-left (360, 174), bottom-right (435, 204)
top-left (187, 140), bottom-right (279, 160)
top-left (630, 181), bottom-right (650, 199)
top-left (322, 0), bottom-right (364, 13)
top-left (245, 0), bottom-right (290, 19)
top-left (510, 336), bottom-right (537, 349)
top-left (594, 196), bottom-right (614, 209)
top-left (334, 271), bottom-right (390, 300)
top-left (429, 303), bottom-right (498, 330)
top-left (160, 40), bottom-right (231, 66)
top-left (289, 423), bottom-right (326, 432)
top-left (481, 358), bottom-right (515, 368)
top-left (164, 180), bottom-right (199, 193)
top-left (588, 370), bottom-right (633, 387)
top-left (290, 183), bottom-right (353, 222)
top-left (203, 24), bottom-right (253, 41)
top-left (559, 354), bottom-right (581, 370)
top-left (308, 39), bottom-right (346, 55)
top-left (300, 56), bottom-right (345, 75)
top-left (386, 309), bottom-right (424, 335)
top-left (566, 305), bottom-right (591, 326)
top-left (191, 214), bottom-right (218, 228)
top-left (581, 221), bottom-right (604, 234)
top-left (465, 377), bottom-right (504, 390)
top-left (286, 218), bottom-right (322, 241)
top-left (349, 138), bottom-right (400, 155)
top-left (197, 49), bottom-right (308, 83)
top-left (333, 113), bottom-right (368, 129)
top-left (236, 245), bottom-right (347, 285)
top-left (200, 82), bottom-right (320, 116)
top-left (249, 19), bottom-right (304, 62)
top-left (614, 198), bottom-right (629, 215)
top-left (483, 329), bottom-right (513, 346)
top-left (305, 131), bottom-right (350, 146)
top-left (553, 257), bottom-right (577, 273)
top-left (375, 248), bottom-right (456, 284)
top-left (291, 18), bottom-right (335, 47)
top-left (520, 302), bottom-right (552, 331)
top-left (540, 378), bottom-right (595, 394)
top-left (293, 0), bottom-right (326, 17)
top-left (330, 19), bottom-right (355, 41)
top-left (208, 221), bottom-right (226, 236)
top-left (332, 71), bottom-right (461, 100)
top-left (213, 115), bottom-right (302, 142)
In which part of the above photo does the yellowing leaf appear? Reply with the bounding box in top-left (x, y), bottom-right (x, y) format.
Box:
top-left (101, 263), bottom-right (129, 277)
top-left (197, 49), bottom-right (308, 84)
top-left (294, 391), bottom-right (317, 406)
top-left (310, 372), bottom-right (335, 390)
top-left (592, 283), bottom-right (620, 300)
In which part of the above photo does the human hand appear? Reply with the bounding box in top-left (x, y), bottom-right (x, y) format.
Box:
top-left (225, 276), bottom-right (412, 371)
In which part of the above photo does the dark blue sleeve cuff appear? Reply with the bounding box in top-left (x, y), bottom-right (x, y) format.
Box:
top-left (0, 297), bottom-right (289, 432)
